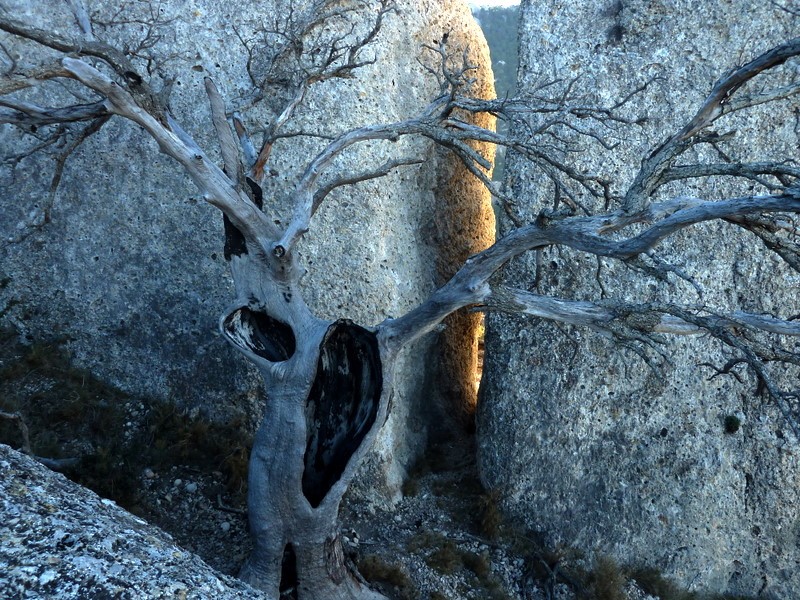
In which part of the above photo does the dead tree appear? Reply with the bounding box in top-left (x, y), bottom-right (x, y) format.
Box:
top-left (2, 1), bottom-right (800, 598)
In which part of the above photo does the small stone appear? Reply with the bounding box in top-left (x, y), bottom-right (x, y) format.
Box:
top-left (185, 482), bottom-right (198, 493)
top-left (165, 494), bottom-right (173, 503)
top-left (39, 570), bottom-right (58, 585)
top-left (173, 479), bottom-right (182, 487)
top-left (220, 522), bottom-right (231, 532)
top-left (143, 468), bottom-right (155, 479)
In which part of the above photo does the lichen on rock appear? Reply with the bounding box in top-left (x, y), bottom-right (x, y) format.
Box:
top-left (0, 444), bottom-right (264, 599)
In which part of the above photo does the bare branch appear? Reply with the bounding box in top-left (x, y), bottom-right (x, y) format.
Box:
top-left (0, 14), bottom-right (166, 122)
top-left (770, 0), bottom-right (800, 16)
top-left (205, 77), bottom-right (242, 188)
top-left (623, 37), bottom-right (800, 212)
top-left (311, 157), bottom-right (423, 214)
top-left (0, 62), bottom-right (72, 95)
top-left (89, 1), bottom-right (180, 73)
top-left (278, 122), bottom-right (409, 248)
top-left (484, 287), bottom-right (800, 338)
top-left (232, 0), bottom-right (399, 189)
top-left (392, 267), bottom-right (800, 435)
top-left (65, 0), bottom-right (94, 40)
top-left (61, 56), bottom-right (279, 247)
top-left (381, 190), bottom-right (800, 347)
top-left (727, 214), bottom-right (800, 273)
top-left (48, 115), bottom-right (111, 203)
top-left (275, 98), bottom-right (492, 249)
top-left (305, 0), bottom-right (396, 84)
top-left (667, 306), bottom-right (800, 438)
top-left (1, 127), bottom-right (65, 188)
top-left (0, 17), bottom-right (130, 71)
top-left (421, 37), bottom-right (480, 96)
top-left (0, 99), bottom-right (109, 126)
top-left (451, 75), bottom-right (654, 214)
top-left (724, 83), bottom-right (800, 113)
top-left (276, 32), bottom-right (799, 272)
top-left (680, 39), bottom-right (800, 138)
top-left (232, 113), bottom-right (258, 168)
top-left (250, 84), bottom-right (307, 182)
top-left (663, 162), bottom-right (800, 191)
top-left (623, 251), bottom-right (705, 300)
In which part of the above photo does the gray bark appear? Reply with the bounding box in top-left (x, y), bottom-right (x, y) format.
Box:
top-left (218, 207), bottom-right (395, 598)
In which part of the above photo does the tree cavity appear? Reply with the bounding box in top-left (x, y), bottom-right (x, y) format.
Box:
top-left (302, 320), bottom-right (382, 508)
top-left (222, 307), bottom-right (296, 362)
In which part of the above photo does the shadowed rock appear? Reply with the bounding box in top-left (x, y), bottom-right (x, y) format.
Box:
top-left (0, 444), bottom-right (265, 600)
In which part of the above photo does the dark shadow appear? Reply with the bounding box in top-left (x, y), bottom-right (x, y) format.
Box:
top-left (280, 543), bottom-right (299, 599)
top-left (302, 320), bottom-right (382, 507)
top-left (222, 307), bottom-right (296, 362)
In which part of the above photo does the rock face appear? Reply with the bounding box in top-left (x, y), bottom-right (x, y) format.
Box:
top-left (0, 444), bottom-right (264, 599)
top-left (478, 1), bottom-right (799, 597)
top-left (0, 0), bottom-right (493, 498)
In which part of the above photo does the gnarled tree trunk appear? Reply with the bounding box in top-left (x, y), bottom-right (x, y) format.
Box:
top-left (220, 212), bottom-right (393, 599)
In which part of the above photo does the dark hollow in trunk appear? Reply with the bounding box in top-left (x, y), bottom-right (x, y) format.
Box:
top-left (302, 320), bottom-right (382, 507)
top-left (222, 308), bottom-right (296, 362)
top-left (280, 543), bottom-right (299, 598)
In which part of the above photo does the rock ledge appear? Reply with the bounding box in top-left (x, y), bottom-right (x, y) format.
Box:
top-left (0, 444), bottom-right (264, 600)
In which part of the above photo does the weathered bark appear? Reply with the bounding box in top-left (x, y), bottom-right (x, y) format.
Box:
top-left (220, 225), bottom-right (392, 598)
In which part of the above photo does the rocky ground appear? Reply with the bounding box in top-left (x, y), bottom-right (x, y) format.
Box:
top-left (120, 436), bottom-right (660, 600)
top-left (0, 328), bottom-right (674, 599)
top-left (0, 444), bottom-right (261, 600)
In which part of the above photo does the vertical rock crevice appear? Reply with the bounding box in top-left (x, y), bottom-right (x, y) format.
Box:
top-left (428, 10), bottom-right (497, 434)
